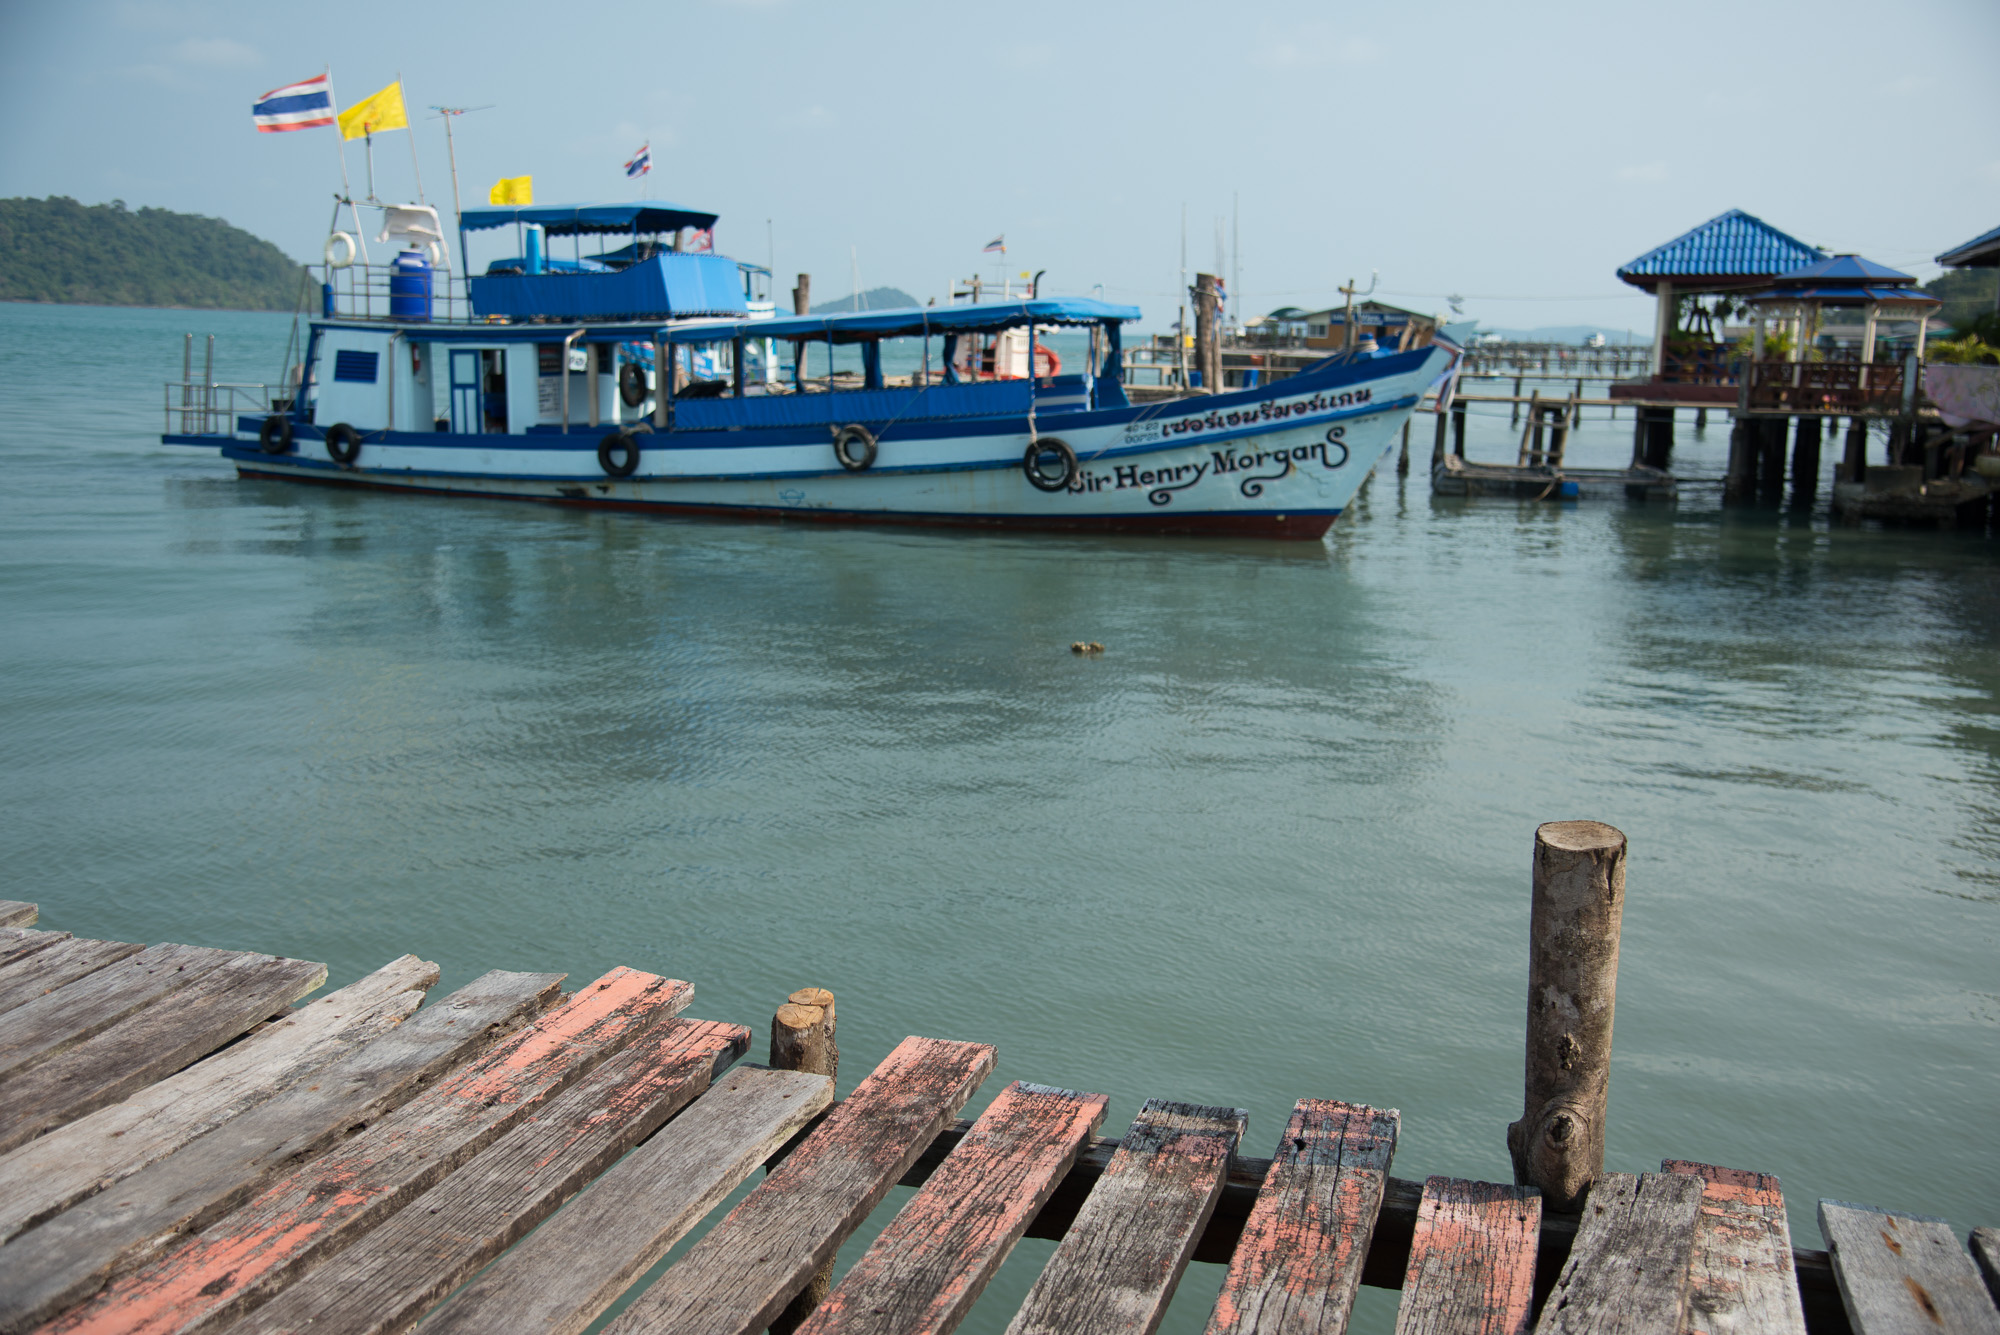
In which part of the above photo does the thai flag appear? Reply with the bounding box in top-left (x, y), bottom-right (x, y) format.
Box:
top-left (982, 235), bottom-right (1005, 254)
top-left (625, 143), bottom-right (651, 178)
top-left (253, 74), bottom-right (335, 133)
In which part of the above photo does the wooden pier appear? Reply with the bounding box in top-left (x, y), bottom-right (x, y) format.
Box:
top-left (0, 826), bottom-right (1994, 1335)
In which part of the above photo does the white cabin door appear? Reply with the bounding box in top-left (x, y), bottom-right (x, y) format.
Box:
top-left (449, 350), bottom-right (482, 434)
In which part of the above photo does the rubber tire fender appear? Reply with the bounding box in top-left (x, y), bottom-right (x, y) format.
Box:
top-left (325, 422), bottom-right (362, 466)
top-left (618, 362), bottom-right (649, 409)
top-left (598, 429), bottom-right (642, 478)
top-left (1022, 437), bottom-right (1078, 492)
top-left (258, 414), bottom-right (294, 455)
top-left (832, 423), bottom-right (877, 471)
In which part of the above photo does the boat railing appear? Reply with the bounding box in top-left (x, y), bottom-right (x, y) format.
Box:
top-left (319, 262), bottom-right (477, 323)
top-left (1122, 343), bottom-right (1192, 389)
top-left (163, 380), bottom-right (276, 436)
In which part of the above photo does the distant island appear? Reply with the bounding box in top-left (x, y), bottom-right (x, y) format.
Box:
top-left (0, 197), bottom-right (310, 311)
top-left (810, 287), bottom-right (919, 315)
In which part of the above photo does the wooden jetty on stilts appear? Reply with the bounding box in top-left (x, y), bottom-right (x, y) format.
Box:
top-left (1427, 389), bottom-right (1677, 501)
top-left (0, 822), bottom-right (1995, 1335)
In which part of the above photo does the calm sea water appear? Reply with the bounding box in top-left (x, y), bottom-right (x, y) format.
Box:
top-left (2, 302), bottom-right (1995, 1331)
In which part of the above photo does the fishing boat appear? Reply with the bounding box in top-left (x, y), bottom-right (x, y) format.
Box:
top-left (162, 200), bottom-right (1456, 539)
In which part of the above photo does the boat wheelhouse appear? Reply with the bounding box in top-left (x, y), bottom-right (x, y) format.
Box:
top-left (164, 201), bottom-right (1455, 539)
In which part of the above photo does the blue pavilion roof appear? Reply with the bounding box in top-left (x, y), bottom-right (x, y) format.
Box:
top-left (1616, 209), bottom-right (1827, 292)
top-left (1772, 254), bottom-right (1916, 286)
top-left (1937, 223), bottom-right (2000, 268)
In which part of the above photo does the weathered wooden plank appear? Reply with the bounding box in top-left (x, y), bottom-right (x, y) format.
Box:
top-left (40, 967), bottom-right (690, 1335)
top-left (899, 1128), bottom-right (1856, 1323)
top-left (0, 956), bottom-right (437, 1246)
top-left (1204, 1098), bottom-right (1399, 1335)
top-left (1005, 1099), bottom-right (1245, 1335)
top-left (0, 928), bottom-right (71, 971)
top-left (223, 1016), bottom-right (751, 1335)
top-left (1535, 1172), bottom-right (1703, 1335)
top-left (0, 902), bottom-right (36, 929)
top-left (797, 1081), bottom-right (1109, 1335)
top-left (0, 943), bottom-right (240, 1082)
top-left (1660, 1160), bottom-right (1806, 1335)
top-left (416, 1065), bottom-right (834, 1335)
top-left (0, 954), bottom-right (327, 1156)
top-left (1819, 1200), bottom-right (2000, 1335)
top-left (1393, 1178), bottom-right (1538, 1335)
top-left (0, 938), bottom-right (143, 1017)
top-left (602, 1034), bottom-right (997, 1335)
top-left (1971, 1229), bottom-right (2000, 1311)
top-left (0, 968), bottom-right (562, 1335)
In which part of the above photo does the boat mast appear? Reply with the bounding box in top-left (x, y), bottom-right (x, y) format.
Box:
top-left (1178, 203), bottom-right (1188, 389)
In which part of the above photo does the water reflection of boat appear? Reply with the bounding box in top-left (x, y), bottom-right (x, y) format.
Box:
top-left (163, 200), bottom-right (1452, 540)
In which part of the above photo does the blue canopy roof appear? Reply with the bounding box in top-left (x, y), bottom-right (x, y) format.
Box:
top-left (663, 298), bottom-right (1141, 345)
top-left (1937, 223), bottom-right (2000, 268)
top-left (1744, 281), bottom-right (1939, 307)
top-left (1617, 209), bottom-right (1827, 292)
top-left (1771, 254), bottom-right (1917, 286)
top-left (458, 202), bottom-right (720, 236)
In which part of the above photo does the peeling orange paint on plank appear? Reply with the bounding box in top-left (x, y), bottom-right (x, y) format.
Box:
top-left (1662, 1160), bottom-right (1805, 1335)
top-left (795, 1081), bottom-right (1108, 1335)
top-left (1205, 1099), bottom-right (1398, 1335)
top-left (1394, 1178), bottom-right (1538, 1335)
top-left (37, 969), bottom-right (687, 1335)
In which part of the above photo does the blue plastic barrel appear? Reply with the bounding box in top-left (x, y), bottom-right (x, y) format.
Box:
top-left (388, 249), bottom-right (433, 322)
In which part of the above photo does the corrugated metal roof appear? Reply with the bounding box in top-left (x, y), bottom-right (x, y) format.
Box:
top-left (1616, 209), bottom-right (1826, 290)
top-left (1937, 223), bottom-right (2000, 267)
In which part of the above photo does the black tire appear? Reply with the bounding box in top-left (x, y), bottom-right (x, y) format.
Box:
top-left (833, 424), bottom-right (877, 471)
top-left (258, 414), bottom-right (293, 455)
top-left (598, 430), bottom-right (641, 478)
top-left (1022, 437), bottom-right (1078, 492)
top-left (618, 362), bottom-right (649, 408)
top-left (325, 423), bottom-right (362, 466)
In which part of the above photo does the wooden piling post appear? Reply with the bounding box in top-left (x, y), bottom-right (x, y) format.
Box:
top-left (1507, 821), bottom-right (1627, 1214)
top-left (1397, 420), bottom-right (1410, 475)
top-left (1510, 375), bottom-right (1523, 426)
top-left (1431, 406), bottom-right (1448, 470)
top-left (1193, 274), bottom-right (1222, 392)
top-left (1760, 417), bottom-right (1788, 498)
top-left (1842, 416), bottom-right (1868, 483)
top-left (1791, 416), bottom-right (1823, 507)
top-left (768, 988), bottom-right (838, 1335)
top-left (792, 274), bottom-right (811, 317)
top-left (1452, 401), bottom-right (1467, 458)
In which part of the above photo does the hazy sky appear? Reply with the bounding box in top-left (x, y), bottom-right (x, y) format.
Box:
top-left (3, 0), bottom-right (1995, 330)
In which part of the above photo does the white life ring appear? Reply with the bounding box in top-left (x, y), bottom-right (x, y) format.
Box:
top-left (324, 232), bottom-right (358, 269)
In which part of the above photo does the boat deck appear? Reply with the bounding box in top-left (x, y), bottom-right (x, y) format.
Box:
top-left (0, 894), bottom-right (1993, 1335)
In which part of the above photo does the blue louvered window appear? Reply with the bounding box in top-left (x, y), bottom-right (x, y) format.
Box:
top-left (333, 350), bottom-right (380, 383)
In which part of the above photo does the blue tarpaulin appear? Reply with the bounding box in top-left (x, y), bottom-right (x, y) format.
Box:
top-left (663, 298), bottom-right (1141, 345)
top-left (458, 202), bottom-right (721, 236)
top-left (469, 253), bottom-right (748, 320)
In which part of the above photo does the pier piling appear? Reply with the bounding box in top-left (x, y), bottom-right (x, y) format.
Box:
top-left (1791, 417), bottom-right (1822, 508)
top-left (1508, 821), bottom-right (1626, 1213)
top-left (768, 987), bottom-right (838, 1335)
top-left (1398, 420), bottom-right (1411, 476)
top-left (1760, 418), bottom-right (1789, 500)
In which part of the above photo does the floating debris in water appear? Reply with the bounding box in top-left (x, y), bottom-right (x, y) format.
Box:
top-left (1070, 641), bottom-right (1105, 655)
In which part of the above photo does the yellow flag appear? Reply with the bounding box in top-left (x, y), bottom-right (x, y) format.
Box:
top-left (488, 175), bottom-right (533, 206)
top-left (337, 81), bottom-right (407, 140)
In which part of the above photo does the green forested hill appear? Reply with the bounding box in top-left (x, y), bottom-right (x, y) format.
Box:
top-left (0, 197), bottom-right (310, 310)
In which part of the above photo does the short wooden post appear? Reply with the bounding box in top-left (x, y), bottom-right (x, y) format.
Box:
top-left (1431, 406), bottom-right (1448, 470)
top-left (1510, 374), bottom-right (1523, 425)
top-left (1507, 821), bottom-right (1626, 1213)
top-left (1397, 420), bottom-right (1411, 475)
top-left (768, 988), bottom-right (837, 1335)
top-left (1452, 401), bottom-right (1467, 458)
